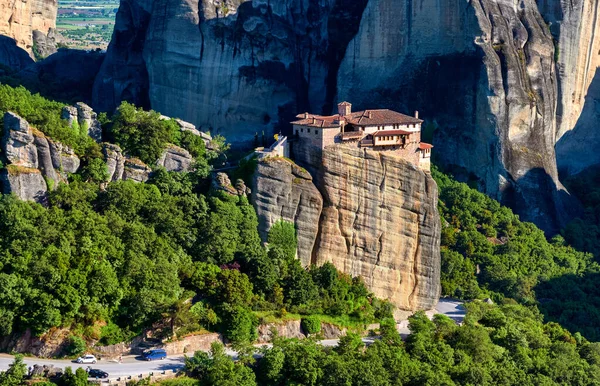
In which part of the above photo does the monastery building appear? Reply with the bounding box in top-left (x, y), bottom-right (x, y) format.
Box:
top-left (291, 102), bottom-right (433, 171)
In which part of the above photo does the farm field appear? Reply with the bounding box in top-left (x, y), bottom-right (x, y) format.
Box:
top-left (56, 0), bottom-right (118, 50)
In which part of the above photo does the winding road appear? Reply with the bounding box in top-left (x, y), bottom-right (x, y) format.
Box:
top-left (0, 300), bottom-right (465, 379)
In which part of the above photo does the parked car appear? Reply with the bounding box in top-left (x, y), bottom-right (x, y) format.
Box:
top-left (142, 349), bottom-right (167, 361)
top-left (87, 369), bottom-right (109, 379)
top-left (76, 354), bottom-right (97, 364)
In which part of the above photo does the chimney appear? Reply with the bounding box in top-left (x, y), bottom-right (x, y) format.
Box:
top-left (304, 112), bottom-right (309, 119)
top-left (368, 111), bottom-right (372, 119)
top-left (415, 111), bottom-right (419, 119)
top-left (312, 117), bottom-right (316, 125)
top-left (338, 102), bottom-right (352, 117)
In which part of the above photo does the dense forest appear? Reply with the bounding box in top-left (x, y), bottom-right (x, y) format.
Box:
top-left (2, 86), bottom-right (600, 385)
top-left (0, 85), bottom-right (391, 348)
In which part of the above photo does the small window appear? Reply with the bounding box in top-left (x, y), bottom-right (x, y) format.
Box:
top-left (301, 128), bottom-right (304, 133)
top-left (315, 130), bottom-right (318, 136)
top-left (308, 128), bottom-right (311, 133)
top-left (295, 130), bottom-right (299, 135)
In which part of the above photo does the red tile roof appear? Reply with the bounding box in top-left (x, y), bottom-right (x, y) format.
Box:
top-left (373, 129), bottom-right (412, 137)
top-left (291, 108), bottom-right (423, 128)
top-left (419, 143), bottom-right (434, 150)
top-left (291, 114), bottom-right (340, 128)
top-left (346, 109), bottom-right (423, 126)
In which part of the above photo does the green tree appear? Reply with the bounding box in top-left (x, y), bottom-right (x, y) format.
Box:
top-left (0, 355), bottom-right (27, 386)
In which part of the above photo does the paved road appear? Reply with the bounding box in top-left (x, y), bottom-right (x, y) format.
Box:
top-left (0, 299), bottom-right (465, 379)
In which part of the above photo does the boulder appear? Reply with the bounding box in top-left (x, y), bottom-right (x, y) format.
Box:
top-left (75, 102), bottom-right (102, 142)
top-left (1, 166), bottom-right (47, 202)
top-left (157, 144), bottom-right (193, 172)
top-left (102, 143), bottom-right (126, 181)
top-left (2, 112), bottom-right (37, 168)
top-left (123, 158), bottom-right (151, 183)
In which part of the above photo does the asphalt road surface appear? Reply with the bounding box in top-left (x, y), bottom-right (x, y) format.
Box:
top-left (0, 299), bottom-right (465, 379)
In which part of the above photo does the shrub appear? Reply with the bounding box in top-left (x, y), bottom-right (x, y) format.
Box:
top-left (99, 322), bottom-right (126, 346)
top-left (66, 335), bottom-right (87, 356)
top-left (301, 316), bottom-right (321, 335)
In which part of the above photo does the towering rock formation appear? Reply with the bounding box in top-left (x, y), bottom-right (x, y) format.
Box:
top-left (252, 147), bottom-right (441, 311)
top-left (0, 0), bottom-right (58, 56)
top-left (94, 0), bottom-right (599, 233)
top-left (93, 0), bottom-right (368, 142)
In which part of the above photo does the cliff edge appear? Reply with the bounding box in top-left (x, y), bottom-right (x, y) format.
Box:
top-left (252, 147), bottom-right (441, 311)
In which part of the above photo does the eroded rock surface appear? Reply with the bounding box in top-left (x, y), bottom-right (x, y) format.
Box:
top-left (251, 148), bottom-right (441, 311)
top-left (251, 158), bottom-right (323, 266)
top-left (94, 0), bottom-right (592, 233)
top-left (0, 0), bottom-right (58, 55)
top-left (0, 112), bottom-right (82, 202)
top-left (157, 144), bottom-right (193, 172)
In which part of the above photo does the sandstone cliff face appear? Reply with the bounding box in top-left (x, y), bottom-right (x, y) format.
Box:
top-left (251, 148), bottom-right (441, 311)
top-left (251, 158), bottom-right (323, 266)
top-left (336, 0), bottom-right (578, 234)
top-left (0, 0), bottom-right (58, 55)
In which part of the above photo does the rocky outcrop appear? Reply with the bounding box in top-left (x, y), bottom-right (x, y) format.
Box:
top-left (103, 143), bottom-right (126, 182)
top-left (0, 327), bottom-right (69, 358)
top-left (32, 28), bottom-right (62, 59)
top-left (212, 172), bottom-right (250, 197)
top-left (62, 103), bottom-right (102, 142)
top-left (251, 158), bottom-right (323, 266)
top-left (315, 146), bottom-right (441, 311)
top-left (157, 144), bottom-right (193, 172)
top-left (0, 111), bottom-right (81, 202)
top-left (0, 0), bottom-right (58, 55)
top-left (251, 147), bottom-right (441, 311)
top-left (102, 143), bottom-right (151, 183)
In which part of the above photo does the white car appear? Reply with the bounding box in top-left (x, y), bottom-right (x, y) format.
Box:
top-left (76, 354), bottom-right (97, 364)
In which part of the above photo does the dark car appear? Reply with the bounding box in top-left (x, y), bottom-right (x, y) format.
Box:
top-left (87, 369), bottom-right (109, 379)
top-left (142, 349), bottom-right (167, 361)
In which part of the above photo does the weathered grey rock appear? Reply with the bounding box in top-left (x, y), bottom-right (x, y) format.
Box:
top-left (61, 106), bottom-right (77, 126)
top-left (32, 28), bottom-right (62, 59)
top-left (123, 158), bottom-right (151, 183)
top-left (212, 172), bottom-right (239, 196)
top-left (102, 143), bottom-right (126, 181)
top-left (75, 102), bottom-right (102, 142)
top-left (48, 139), bottom-right (80, 174)
top-left (33, 134), bottom-right (59, 187)
top-left (1, 166), bottom-right (47, 202)
top-left (93, 0), bottom-right (366, 144)
top-left (3, 112), bottom-right (37, 168)
top-left (157, 144), bottom-right (193, 172)
top-left (336, 0), bottom-right (576, 234)
top-left (251, 158), bottom-right (323, 266)
top-left (1, 112), bottom-right (81, 199)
